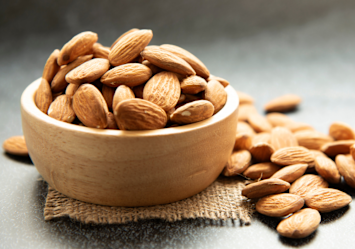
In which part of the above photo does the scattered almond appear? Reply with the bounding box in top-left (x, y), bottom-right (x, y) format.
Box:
top-left (329, 121), bottom-right (355, 140)
top-left (284, 121), bottom-right (314, 133)
top-left (249, 142), bottom-right (275, 162)
top-left (236, 91), bottom-right (254, 105)
top-left (2, 136), bottom-right (28, 156)
top-left (271, 146), bottom-right (314, 166)
top-left (222, 150), bottom-right (251, 176)
top-left (256, 193), bottom-right (304, 217)
top-left (242, 178), bottom-right (290, 199)
top-left (264, 94), bottom-right (301, 112)
top-left (314, 156), bottom-right (341, 184)
top-left (276, 208), bottom-right (321, 239)
top-left (237, 104), bottom-right (258, 122)
top-left (321, 140), bottom-right (355, 157)
top-left (243, 162), bottom-right (281, 179)
top-left (266, 112), bottom-right (292, 127)
top-left (248, 113), bottom-right (272, 133)
top-left (270, 126), bottom-right (298, 150)
top-left (294, 130), bottom-right (334, 150)
top-left (305, 188), bottom-right (352, 213)
top-left (270, 163), bottom-right (308, 183)
top-left (251, 132), bottom-right (271, 145)
top-left (335, 154), bottom-right (355, 188)
top-left (289, 174), bottom-right (328, 198)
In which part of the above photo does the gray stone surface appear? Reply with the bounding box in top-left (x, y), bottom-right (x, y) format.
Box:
top-left (1, 0), bottom-right (355, 248)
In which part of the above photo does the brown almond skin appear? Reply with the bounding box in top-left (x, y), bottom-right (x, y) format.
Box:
top-left (249, 142), bottom-right (275, 162)
top-left (266, 112), bottom-right (293, 127)
top-left (160, 44), bottom-right (210, 79)
top-left (242, 178), bottom-right (290, 199)
top-left (110, 28), bottom-right (139, 49)
top-left (277, 208), bottom-right (321, 239)
top-left (243, 162), bottom-right (281, 180)
top-left (72, 84), bottom-right (108, 129)
top-left (207, 75), bottom-right (230, 88)
top-left (2, 136), bottom-right (28, 156)
top-left (42, 49), bottom-right (60, 83)
top-left (35, 78), bottom-right (53, 114)
top-left (203, 79), bottom-right (227, 114)
top-left (109, 29), bottom-right (153, 66)
top-left (236, 91), bottom-right (254, 105)
top-left (248, 113), bottom-right (272, 133)
top-left (329, 121), bottom-right (355, 140)
top-left (351, 144), bottom-right (355, 160)
top-left (92, 43), bottom-right (110, 59)
top-left (141, 46), bottom-right (195, 76)
top-left (180, 76), bottom-right (207, 94)
top-left (271, 146), bottom-right (314, 166)
top-left (222, 150), bottom-right (251, 176)
top-left (237, 104), bottom-right (258, 122)
top-left (51, 54), bottom-right (94, 93)
top-left (315, 156), bottom-right (341, 184)
top-left (58, 31), bottom-right (98, 66)
top-left (112, 85), bottom-right (135, 110)
top-left (47, 94), bottom-right (76, 123)
top-left (284, 122), bottom-right (314, 133)
top-left (65, 83), bottom-right (80, 98)
top-left (114, 99), bottom-right (167, 130)
top-left (143, 71), bottom-right (181, 112)
top-left (101, 85), bottom-right (115, 110)
top-left (289, 174), bottom-right (328, 198)
top-left (141, 60), bottom-right (163, 75)
top-left (321, 140), bottom-right (355, 157)
top-left (252, 132), bottom-right (270, 144)
top-left (305, 188), bottom-right (352, 213)
top-left (270, 164), bottom-right (308, 183)
top-left (264, 94), bottom-right (302, 112)
top-left (66, 58), bottom-right (110, 85)
top-left (294, 130), bottom-right (334, 150)
top-left (106, 112), bottom-right (118, 130)
top-left (256, 193), bottom-right (304, 217)
top-left (335, 154), bottom-right (355, 188)
top-left (237, 121), bottom-right (256, 135)
top-left (270, 126), bottom-right (298, 150)
top-left (234, 133), bottom-right (253, 151)
top-left (170, 100), bottom-right (214, 124)
top-left (101, 63), bottom-right (152, 88)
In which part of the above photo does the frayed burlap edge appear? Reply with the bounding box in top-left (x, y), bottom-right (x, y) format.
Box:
top-left (44, 176), bottom-right (254, 225)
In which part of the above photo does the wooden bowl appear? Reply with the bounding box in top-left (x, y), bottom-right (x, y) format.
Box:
top-left (21, 78), bottom-right (239, 207)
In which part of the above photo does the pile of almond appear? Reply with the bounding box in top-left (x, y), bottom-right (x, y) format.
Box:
top-left (36, 29), bottom-right (229, 130)
top-left (224, 92), bottom-right (354, 239)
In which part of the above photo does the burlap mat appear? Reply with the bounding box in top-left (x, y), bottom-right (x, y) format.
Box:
top-left (44, 176), bottom-right (253, 225)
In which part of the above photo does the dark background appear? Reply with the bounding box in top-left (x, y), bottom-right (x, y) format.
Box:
top-left (1, 0), bottom-right (355, 248)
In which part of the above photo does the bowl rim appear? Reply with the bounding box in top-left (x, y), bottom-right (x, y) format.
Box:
top-left (21, 78), bottom-right (239, 137)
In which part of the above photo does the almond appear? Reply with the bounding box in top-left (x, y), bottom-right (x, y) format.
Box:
top-left (284, 122), bottom-right (314, 133)
top-left (65, 84), bottom-right (80, 98)
top-left (321, 140), bottom-right (355, 157)
top-left (335, 154), bottom-right (355, 188)
top-left (106, 112), bottom-right (118, 130)
top-left (72, 84), bottom-right (108, 129)
top-left (92, 43), bottom-right (110, 59)
top-left (270, 163), bottom-right (308, 183)
top-left (160, 44), bottom-right (210, 79)
top-left (114, 99), bottom-right (167, 130)
top-left (266, 112), bottom-right (293, 127)
top-left (51, 54), bottom-right (93, 93)
top-left (202, 79), bottom-right (227, 114)
top-left (101, 63), bottom-right (152, 88)
top-left (271, 146), bottom-right (314, 166)
top-left (315, 156), bottom-right (341, 184)
top-left (305, 188), bottom-right (352, 212)
top-left (48, 94), bottom-right (76, 123)
top-left (102, 85), bottom-right (115, 109)
top-left (110, 28), bottom-right (139, 49)
top-left (132, 83), bottom-right (145, 99)
top-left (180, 76), bottom-right (207, 94)
top-left (207, 74), bottom-right (230, 88)
top-left (351, 144), bottom-right (355, 160)
top-left (289, 174), bottom-right (328, 198)
top-left (142, 60), bottom-right (163, 75)
top-left (65, 58), bottom-right (110, 85)
top-left (247, 113), bottom-right (272, 133)
top-left (243, 162), bottom-right (281, 179)
top-left (141, 46), bottom-right (195, 76)
top-left (143, 71), bottom-right (180, 111)
top-left (109, 29), bottom-right (153, 66)
top-left (252, 132), bottom-right (271, 144)
top-left (222, 150), bottom-right (251, 176)
top-left (2, 136), bottom-right (28, 156)
top-left (264, 94), bottom-right (301, 112)
top-left (276, 208), bottom-right (321, 239)
top-left (234, 122), bottom-right (256, 150)
top-left (249, 142), bottom-right (275, 162)
top-left (237, 121), bottom-right (256, 135)
top-left (237, 104), bottom-right (258, 122)
top-left (112, 85), bottom-right (135, 110)
top-left (329, 121), bottom-right (355, 140)
top-left (42, 49), bottom-right (60, 83)
top-left (270, 126), bottom-right (298, 150)
top-left (170, 100), bottom-right (214, 124)
top-left (294, 130), bottom-right (334, 150)
top-left (236, 91), bottom-right (254, 105)
top-left (242, 178), bottom-right (290, 199)
top-left (256, 193), bottom-right (304, 217)
top-left (57, 31), bottom-right (98, 66)
top-left (35, 78), bottom-right (53, 114)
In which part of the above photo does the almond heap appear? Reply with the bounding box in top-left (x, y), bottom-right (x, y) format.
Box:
top-left (222, 91), bottom-right (355, 239)
top-left (34, 29), bottom-right (229, 131)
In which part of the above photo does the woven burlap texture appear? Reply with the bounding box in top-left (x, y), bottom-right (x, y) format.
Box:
top-left (44, 176), bottom-right (253, 225)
